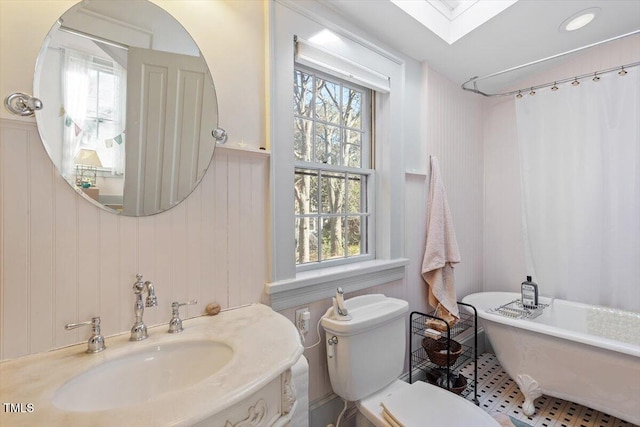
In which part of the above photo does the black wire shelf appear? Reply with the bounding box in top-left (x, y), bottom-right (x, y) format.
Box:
top-left (409, 302), bottom-right (478, 404)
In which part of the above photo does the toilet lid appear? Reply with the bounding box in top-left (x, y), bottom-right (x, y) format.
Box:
top-left (377, 381), bottom-right (500, 427)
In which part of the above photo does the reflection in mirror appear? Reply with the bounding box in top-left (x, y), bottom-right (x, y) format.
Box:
top-left (34, 0), bottom-right (219, 216)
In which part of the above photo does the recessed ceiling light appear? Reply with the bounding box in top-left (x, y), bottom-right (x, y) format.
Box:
top-left (560, 7), bottom-right (600, 32)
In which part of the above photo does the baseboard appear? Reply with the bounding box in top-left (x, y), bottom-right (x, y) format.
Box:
top-left (309, 392), bottom-right (339, 412)
top-left (309, 393), bottom-right (351, 427)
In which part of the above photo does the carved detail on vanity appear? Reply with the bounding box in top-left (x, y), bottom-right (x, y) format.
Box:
top-left (281, 368), bottom-right (296, 415)
top-left (224, 399), bottom-right (268, 427)
top-left (205, 367), bottom-right (299, 427)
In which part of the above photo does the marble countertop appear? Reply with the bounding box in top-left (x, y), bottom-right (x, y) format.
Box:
top-left (0, 303), bottom-right (303, 427)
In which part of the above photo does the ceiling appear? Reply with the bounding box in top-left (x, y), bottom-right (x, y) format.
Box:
top-left (321, 0), bottom-right (640, 93)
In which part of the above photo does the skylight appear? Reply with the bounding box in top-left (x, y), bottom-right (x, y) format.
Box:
top-left (390, 0), bottom-right (519, 44)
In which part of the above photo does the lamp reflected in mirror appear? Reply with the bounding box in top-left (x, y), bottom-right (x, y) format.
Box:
top-left (75, 148), bottom-right (103, 168)
top-left (74, 148), bottom-right (103, 202)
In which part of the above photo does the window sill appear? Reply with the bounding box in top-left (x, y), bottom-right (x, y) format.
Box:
top-left (265, 258), bottom-right (408, 311)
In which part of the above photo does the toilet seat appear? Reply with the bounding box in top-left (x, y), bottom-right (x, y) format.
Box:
top-left (358, 380), bottom-right (501, 427)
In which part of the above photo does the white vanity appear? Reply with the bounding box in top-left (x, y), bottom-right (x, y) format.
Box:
top-left (0, 304), bottom-right (304, 426)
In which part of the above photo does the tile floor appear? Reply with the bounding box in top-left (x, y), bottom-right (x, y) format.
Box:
top-left (458, 353), bottom-right (638, 427)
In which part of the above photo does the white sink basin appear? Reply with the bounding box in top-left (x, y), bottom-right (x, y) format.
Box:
top-left (52, 340), bottom-right (233, 412)
top-left (1, 304), bottom-right (303, 427)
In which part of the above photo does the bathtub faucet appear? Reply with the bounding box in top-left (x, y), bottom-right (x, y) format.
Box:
top-left (130, 273), bottom-right (158, 341)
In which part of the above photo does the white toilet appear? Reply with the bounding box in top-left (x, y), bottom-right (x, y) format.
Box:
top-left (321, 294), bottom-right (500, 427)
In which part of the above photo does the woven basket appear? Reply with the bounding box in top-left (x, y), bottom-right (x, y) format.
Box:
top-left (422, 337), bottom-right (462, 367)
top-left (451, 374), bottom-right (467, 395)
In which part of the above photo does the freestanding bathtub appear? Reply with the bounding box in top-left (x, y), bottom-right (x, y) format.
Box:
top-left (462, 292), bottom-right (640, 425)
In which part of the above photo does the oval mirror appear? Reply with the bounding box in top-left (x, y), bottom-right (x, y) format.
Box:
top-left (34, 0), bottom-right (219, 216)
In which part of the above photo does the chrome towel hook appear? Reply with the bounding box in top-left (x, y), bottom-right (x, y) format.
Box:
top-left (4, 92), bottom-right (43, 116)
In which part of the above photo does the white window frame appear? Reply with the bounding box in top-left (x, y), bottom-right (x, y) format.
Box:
top-left (294, 65), bottom-right (375, 271)
top-left (267, 0), bottom-right (408, 311)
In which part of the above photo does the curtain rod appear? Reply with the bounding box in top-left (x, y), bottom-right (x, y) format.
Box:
top-left (462, 29), bottom-right (640, 97)
top-left (57, 20), bottom-right (129, 51)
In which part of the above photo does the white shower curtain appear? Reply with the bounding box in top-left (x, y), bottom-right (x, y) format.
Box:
top-left (516, 68), bottom-right (640, 312)
top-left (61, 49), bottom-right (91, 180)
top-left (61, 48), bottom-right (127, 178)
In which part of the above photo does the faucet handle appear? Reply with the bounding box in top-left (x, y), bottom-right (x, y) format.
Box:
top-left (175, 299), bottom-right (198, 308)
top-left (65, 317), bottom-right (106, 353)
top-left (168, 300), bottom-right (198, 333)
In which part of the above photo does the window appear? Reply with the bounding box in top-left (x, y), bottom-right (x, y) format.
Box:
top-left (81, 58), bottom-right (123, 169)
top-left (62, 48), bottom-right (126, 180)
top-left (293, 66), bottom-right (373, 269)
top-left (267, 10), bottom-right (407, 310)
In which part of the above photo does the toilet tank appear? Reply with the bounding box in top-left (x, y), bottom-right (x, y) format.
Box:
top-left (321, 294), bottom-right (409, 401)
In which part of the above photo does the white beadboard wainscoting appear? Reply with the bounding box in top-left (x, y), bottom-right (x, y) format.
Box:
top-left (0, 118), bottom-right (269, 360)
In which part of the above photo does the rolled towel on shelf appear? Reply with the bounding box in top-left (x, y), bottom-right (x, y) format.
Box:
top-left (424, 303), bottom-right (458, 331)
top-left (423, 328), bottom-right (442, 339)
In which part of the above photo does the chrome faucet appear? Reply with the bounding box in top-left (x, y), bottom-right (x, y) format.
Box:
top-left (168, 300), bottom-right (198, 333)
top-left (65, 317), bottom-right (106, 353)
top-left (130, 274), bottom-right (158, 341)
